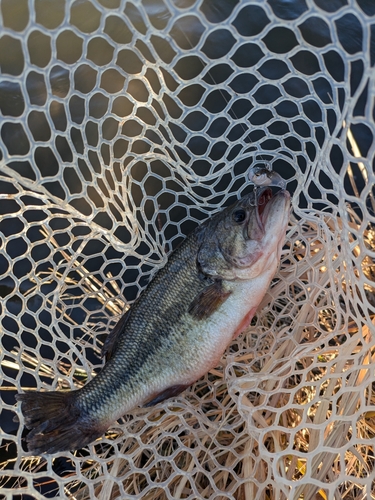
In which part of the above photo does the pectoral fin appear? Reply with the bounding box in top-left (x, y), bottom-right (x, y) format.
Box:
top-left (188, 280), bottom-right (232, 320)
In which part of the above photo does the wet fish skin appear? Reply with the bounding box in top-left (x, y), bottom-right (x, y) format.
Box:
top-left (16, 188), bottom-right (290, 454)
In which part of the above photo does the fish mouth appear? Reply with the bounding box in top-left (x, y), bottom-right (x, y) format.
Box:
top-left (256, 187), bottom-right (273, 225)
top-left (254, 187), bottom-right (289, 231)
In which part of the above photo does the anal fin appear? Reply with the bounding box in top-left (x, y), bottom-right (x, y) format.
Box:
top-left (143, 384), bottom-right (189, 407)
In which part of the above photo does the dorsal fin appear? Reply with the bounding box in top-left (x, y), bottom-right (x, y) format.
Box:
top-left (101, 308), bottom-right (131, 361)
top-left (188, 280), bottom-right (232, 320)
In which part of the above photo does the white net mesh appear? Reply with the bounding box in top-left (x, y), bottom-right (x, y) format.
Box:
top-left (1, 0), bottom-right (375, 498)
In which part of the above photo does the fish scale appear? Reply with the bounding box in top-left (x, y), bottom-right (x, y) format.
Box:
top-left (17, 187), bottom-right (290, 454)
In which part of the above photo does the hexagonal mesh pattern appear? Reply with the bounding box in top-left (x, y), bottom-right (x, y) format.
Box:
top-left (1, 0), bottom-right (375, 498)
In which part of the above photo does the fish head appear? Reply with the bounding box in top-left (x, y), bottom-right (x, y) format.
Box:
top-left (197, 188), bottom-right (290, 280)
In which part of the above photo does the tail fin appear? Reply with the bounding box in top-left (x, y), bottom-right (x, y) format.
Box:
top-left (16, 391), bottom-right (103, 454)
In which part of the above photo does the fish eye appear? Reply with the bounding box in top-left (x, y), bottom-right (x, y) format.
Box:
top-left (232, 209), bottom-right (246, 223)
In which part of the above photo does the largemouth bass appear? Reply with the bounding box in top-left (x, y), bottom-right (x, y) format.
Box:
top-left (17, 187), bottom-right (290, 454)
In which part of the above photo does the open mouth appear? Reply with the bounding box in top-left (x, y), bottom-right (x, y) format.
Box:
top-left (254, 186), bottom-right (289, 232)
top-left (257, 187), bottom-right (273, 219)
top-left (256, 187), bottom-right (273, 228)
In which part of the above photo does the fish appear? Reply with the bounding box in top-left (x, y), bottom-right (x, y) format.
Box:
top-left (16, 187), bottom-right (290, 454)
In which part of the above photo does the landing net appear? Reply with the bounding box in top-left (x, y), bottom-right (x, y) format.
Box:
top-left (1, 1), bottom-right (375, 499)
